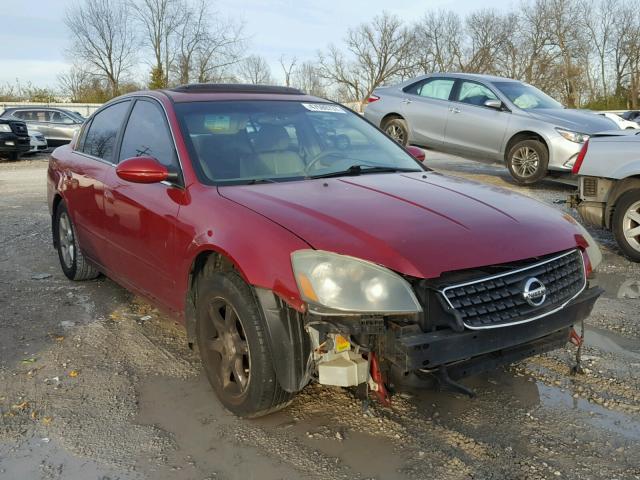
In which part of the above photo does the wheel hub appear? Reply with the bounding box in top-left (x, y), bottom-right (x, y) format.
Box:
top-left (622, 200), bottom-right (640, 252)
top-left (206, 298), bottom-right (250, 394)
top-left (58, 212), bottom-right (75, 268)
top-left (512, 146), bottom-right (540, 177)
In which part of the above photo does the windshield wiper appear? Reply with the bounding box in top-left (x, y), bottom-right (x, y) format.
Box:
top-left (245, 178), bottom-right (279, 185)
top-left (308, 165), bottom-right (421, 179)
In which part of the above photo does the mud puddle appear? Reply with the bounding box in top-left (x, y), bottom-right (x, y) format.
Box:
top-left (537, 383), bottom-right (640, 441)
top-left (0, 435), bottom-right (138, 480)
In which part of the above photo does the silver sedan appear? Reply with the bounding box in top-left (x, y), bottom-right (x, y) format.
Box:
top-left (364, 73), bottom-right (616, 184)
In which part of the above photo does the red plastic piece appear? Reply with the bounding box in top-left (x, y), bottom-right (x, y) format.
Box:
top-left (369, 352), bottom-right (391, 407)
top-left (569, 327), bottom-right (583, 346)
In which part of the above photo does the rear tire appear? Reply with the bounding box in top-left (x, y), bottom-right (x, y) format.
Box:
top-left (382, 117), bottom-right (409, 146)
top-left (196, 269), bottom-right (293, 417)
top-left (506, 139), bottom-right (548, 185)
top-left (612, 189), bottom-right (640, 262)
top-left (54, 201), bottom-right (100, 281)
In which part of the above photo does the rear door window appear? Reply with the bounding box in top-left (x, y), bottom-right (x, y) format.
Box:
top-left (405, 78), bottom-right (455, 101)
top-left (118, 99), bottom-right (179, 172)
top-left (81, 101), bottom-right (130, 161)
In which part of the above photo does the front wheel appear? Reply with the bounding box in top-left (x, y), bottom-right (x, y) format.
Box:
top-left (382, 117), bottom-right (409, 146)
top-left (196, 269), bottom-right (293, 417)
top-left (612, 189), bottom-right (640, 262)
top-left (506, 139), bottom-right (548, 185)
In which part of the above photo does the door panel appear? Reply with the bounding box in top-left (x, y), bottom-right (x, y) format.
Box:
top-left (444, 80), bottom-right (510, 160)
top-left (400, 78), bottom-right (455, 146)
top-left (62, 101), bottom-right (131, 266)
top-left (102, 99), bottom-right (182, 310)
top-left (62, 151), bottom-right (110, 266)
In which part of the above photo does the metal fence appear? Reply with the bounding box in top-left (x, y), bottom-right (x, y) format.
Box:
top-left (0, 102), bottom-right (102, 117)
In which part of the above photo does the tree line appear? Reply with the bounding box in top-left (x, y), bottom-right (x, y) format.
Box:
top-left (1, 0), bottom-right (639, 110)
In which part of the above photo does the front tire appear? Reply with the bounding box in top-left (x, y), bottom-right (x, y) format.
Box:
top-left (382, 117), bottom-right (409, 146)
top-left (54, 202), bottom-right (100, 281)
top-left (612, 189), bottom-right (640, 262)
top-left (196, 269), bottom-right (293, 417)
top-left (506, 139), bottom-right (548, 185)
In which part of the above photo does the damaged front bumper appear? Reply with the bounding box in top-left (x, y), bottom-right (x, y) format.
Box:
top-left (385, 286), bottom-right (602, 378)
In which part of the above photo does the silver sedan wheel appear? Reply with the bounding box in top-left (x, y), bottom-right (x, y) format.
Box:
top-left (58, 212), bottom-right (75, 269)
top-left (622, 200), bottom-right (640, 253)
top-left (511, 146), bottom-right (540, 178)
top-left (386, 124), bottom-right (405, 144)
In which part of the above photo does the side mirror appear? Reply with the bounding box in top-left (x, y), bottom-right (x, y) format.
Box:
top-left (406, 145), bottom-right (426, 162)
top-left (484, 99), bottom-right (504, 110)
top-left (116, 156), bottom-right (178, 184)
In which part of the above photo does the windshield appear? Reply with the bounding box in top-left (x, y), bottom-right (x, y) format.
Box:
top-left (493, 82), bottom-right (563, 110)
top-left (174, 100), bottom-right (423, 184)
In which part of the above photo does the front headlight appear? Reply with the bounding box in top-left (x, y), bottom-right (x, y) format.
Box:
top-left (291, 250), bottom-right (422, 315)
top-left (0, 124), bottom-right (11, 132)
top-left (556, 127), bottom-right (589, 143)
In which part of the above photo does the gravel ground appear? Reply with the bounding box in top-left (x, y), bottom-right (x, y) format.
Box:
top-left (0, 152), bottom-right (638, 480)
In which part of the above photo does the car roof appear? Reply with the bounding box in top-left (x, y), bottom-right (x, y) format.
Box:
top-left (157, 83), bottom-right (328, 103)
top-left (433, 72), bottom-right (521, 83)
top-left (2, 106), bottom-right (78, 114)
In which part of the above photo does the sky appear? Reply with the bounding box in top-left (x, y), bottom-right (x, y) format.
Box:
top-left (0, 0), bottom-right (515, 89)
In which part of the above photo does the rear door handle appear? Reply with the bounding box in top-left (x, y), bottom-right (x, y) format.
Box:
top-left (449, 106), bottom-right (461, 113)
top-left (402, 98), bottom-right (412, 105)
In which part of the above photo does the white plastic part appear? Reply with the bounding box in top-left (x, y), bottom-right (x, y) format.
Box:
top-left (318, 351), bottom-right (369, 387)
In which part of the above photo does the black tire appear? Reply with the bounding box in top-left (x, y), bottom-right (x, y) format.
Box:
top-left (612, 189), bottom-right (640, 262)
top-left (382, 117), bottom-right (409, 146)
top-left (54, 201), bottom-right (100, 281)
top-left (196, 269), bottom-right (293, 417)
top-left (506, 139), bottom-right (549, 185)
top-left (9, 152), bottom-right (20, 161)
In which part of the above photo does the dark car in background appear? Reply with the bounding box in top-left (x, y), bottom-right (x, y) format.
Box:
top-left (0, 107), bottom-right (84, 147)
top-left (0, 118), bottom-right (30, 160)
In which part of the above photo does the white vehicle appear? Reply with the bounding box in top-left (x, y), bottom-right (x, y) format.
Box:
top-left (27, 128), bottom-right (48, 154)
top-left (596, 112), bottom-right (639, 130)
top-left (573, 130), bottom-right (640, 261)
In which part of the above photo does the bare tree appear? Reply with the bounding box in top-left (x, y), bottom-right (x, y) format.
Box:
top-left (579, 0), bottom-right (617, 103)
top-left (237, 55), bottom-right (273, 84)
top-left (279, 55), bottom-right (297, 87)
top-left (318, 12), bottom-right (415, 105)
top-left (292, 61), bottom-right (326, 97)
top-left (413, 10), bottom-right (463, 74)
top-left (195, 19), bottom-right (246, 83)
top-left (132, 0), bottom-right (187, 87)
top-left (463, 10), bottom-right (514, 73)
top-left (174, 0), bottom-right (208, 85)
top-left (58, 66), bottom-right (93, 101)
top-left (65, 0), bottom-right (137, 96)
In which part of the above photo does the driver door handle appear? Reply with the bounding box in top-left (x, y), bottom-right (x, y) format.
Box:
top-left (449, 106), bottom-right (461, 113)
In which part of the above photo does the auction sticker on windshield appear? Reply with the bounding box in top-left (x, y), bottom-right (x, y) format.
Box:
top-left (302, 103), bottom-right (346, 113)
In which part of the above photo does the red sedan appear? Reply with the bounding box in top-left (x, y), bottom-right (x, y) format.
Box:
top-left (48, 84), bottom-right (602, 417)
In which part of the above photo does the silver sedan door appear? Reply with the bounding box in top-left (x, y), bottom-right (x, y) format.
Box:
top-left (444, 80), bottom-right (510, 160)
top-left (400, 77), bottom-right (456, 146)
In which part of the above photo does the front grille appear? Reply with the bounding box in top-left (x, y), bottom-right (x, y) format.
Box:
top-left (583, 177), bottom-right (598, 197)
top-left (441, 250), bottom-right (586, 329)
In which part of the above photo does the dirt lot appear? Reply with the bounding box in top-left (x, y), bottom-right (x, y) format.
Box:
top-left (1, 152), bottom-right (639, 480)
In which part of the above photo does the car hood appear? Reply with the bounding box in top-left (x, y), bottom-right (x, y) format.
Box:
top-left (219, 172), bottom-right (584, 279)
top-left (524, 108), bottom-right (617, 133)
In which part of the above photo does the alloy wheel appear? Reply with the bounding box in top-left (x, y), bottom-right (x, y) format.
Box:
top-left (58, 212), bottom-right (75, 269)
top-left (622, 200), bottom-right (640, 253)
top-left (204, 297), bottom-right (251, 395)
top-left (386, 124), bottom-right (405, 144)
top-left (511, 146), bottom-right (540, 178)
